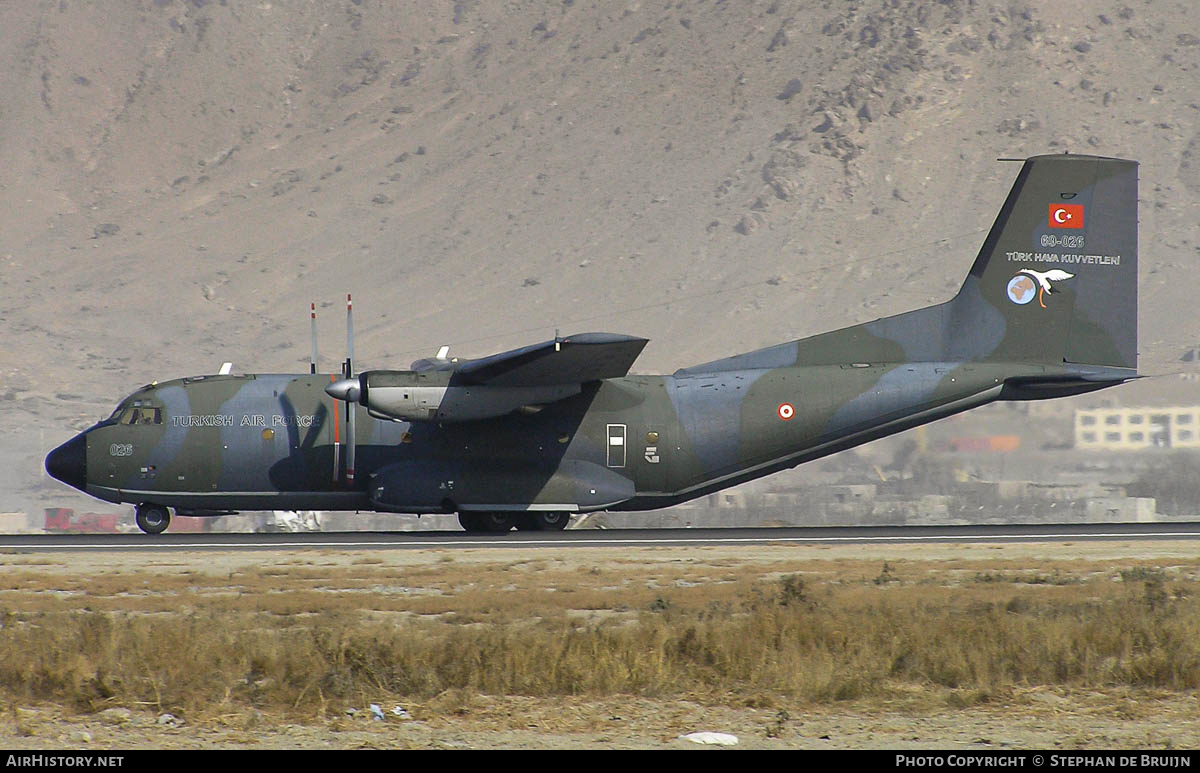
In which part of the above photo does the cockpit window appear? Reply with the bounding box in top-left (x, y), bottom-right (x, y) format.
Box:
top-left (119, 405), bottom-right (163, 425)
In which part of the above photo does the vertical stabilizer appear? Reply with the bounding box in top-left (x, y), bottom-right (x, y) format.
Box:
top-left (678, 154), bottom-right (1138, 376)
top-left (955, 154), bottom-right (1138, 369)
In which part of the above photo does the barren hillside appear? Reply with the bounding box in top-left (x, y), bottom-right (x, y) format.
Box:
top-left (3, 0), bottom-right (1198, 512)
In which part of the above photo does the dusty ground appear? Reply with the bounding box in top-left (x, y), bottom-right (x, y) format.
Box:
top-left (4, 690), bottom-right (1197, 750)
top-left (1, 540), bottom-right (1198, 749)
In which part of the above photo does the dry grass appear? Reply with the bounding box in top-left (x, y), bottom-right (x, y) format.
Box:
top-left (0, 553), bottom-right (1198, 721)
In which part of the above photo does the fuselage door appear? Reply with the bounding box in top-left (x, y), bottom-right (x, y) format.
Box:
top-left (606, 423), bottom-right (626, 468)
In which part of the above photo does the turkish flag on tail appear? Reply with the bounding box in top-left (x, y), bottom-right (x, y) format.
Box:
top-left (1048, 204), bottom-right (1084, 229)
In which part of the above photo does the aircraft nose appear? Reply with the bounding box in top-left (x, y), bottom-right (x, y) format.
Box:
top-left (45, 433), bottom-right (87, 492)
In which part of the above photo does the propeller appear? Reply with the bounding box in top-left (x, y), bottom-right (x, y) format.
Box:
top-left (344, 294), bottom-right (356, 484)
top-left (321, 295), bottom-right (359, 485)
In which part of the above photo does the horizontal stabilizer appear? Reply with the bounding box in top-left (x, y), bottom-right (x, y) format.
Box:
top-left (454, 332), bottom-right (648, 386)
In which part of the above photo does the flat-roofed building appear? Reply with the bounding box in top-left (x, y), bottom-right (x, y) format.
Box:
top-left (1075, 406), bottom-right (1200, 450)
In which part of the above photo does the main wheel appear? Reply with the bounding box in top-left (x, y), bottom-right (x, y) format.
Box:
top-left (477, 512), bottom-right (514, 532)
top-left (458, 512), bottom-right (513, 533)
top-left (135, 504), bottom-right (171, 535)
top-left (520, 512), bottom-right (571, 531)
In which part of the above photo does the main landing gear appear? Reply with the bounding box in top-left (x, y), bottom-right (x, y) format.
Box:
top-left (135, 503), bottom-right (171, 535)
top-left (458, 511), bottom-right (571, 533)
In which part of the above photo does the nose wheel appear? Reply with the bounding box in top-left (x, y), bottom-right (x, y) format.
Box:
top-left (135, 504), bottom-right (171, 534)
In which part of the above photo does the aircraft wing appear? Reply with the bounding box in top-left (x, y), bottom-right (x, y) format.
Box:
top-left (453, 333), bottom-right (649, 386)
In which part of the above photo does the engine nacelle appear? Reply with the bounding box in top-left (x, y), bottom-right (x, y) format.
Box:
top-left (350, 371), bottom-right (581, 423)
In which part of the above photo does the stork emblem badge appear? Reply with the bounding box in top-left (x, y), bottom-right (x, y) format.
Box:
top-left (1006, 269), bottom-right (1074, 308)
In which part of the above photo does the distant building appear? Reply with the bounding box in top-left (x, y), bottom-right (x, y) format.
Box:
top-left (1074, 406), bottom-right (1200, 450)
top-left (949, 435), bottom-right (1021, 452)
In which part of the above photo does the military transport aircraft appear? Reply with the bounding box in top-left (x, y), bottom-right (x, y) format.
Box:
top-left (46, 154), bottom-right (1138, 534)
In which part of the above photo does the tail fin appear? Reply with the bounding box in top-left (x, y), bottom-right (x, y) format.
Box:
top-left (678, 154), bottom-right (1138, 377)
top-left (953, 153), bottom-right (1138, 369)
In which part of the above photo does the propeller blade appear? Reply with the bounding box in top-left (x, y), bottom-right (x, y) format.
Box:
top-left (347, 398), bottom-right (356, 483)
top-left (344, 294), bottom-right (356, 484)
top-left (345, 294), bottom-right (355, 378)
top-left (331, 375), bottom-right (340, 483)
top-left (310, 302), bottom-right (318, 375)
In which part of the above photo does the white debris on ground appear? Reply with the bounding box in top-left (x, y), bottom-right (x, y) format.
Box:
top-left (680, 732), bottom-right (739, 746)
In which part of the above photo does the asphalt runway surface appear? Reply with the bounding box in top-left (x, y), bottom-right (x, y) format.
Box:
top-left (2, 522), bottom-right (1200, 552)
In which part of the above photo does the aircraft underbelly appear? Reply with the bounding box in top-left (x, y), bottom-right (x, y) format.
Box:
top-left (368, 458), bottom-right (634, 513)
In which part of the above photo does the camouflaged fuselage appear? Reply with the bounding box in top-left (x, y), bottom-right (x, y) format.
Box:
top-left (77, 359), bottom-right (1123, 515)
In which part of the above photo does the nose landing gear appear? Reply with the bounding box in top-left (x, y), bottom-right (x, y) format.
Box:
top-left (135, 503), bottom-right (171, 534)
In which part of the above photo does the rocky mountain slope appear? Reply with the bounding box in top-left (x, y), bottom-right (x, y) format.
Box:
top-left (3, 0), bottom-right (1198, 512)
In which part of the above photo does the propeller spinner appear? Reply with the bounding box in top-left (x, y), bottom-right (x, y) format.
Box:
top-left (325, 377), bottom-right (360, 403)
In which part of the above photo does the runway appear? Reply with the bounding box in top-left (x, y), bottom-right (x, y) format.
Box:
top-left (3, 521), bottom-right (1200, 552)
